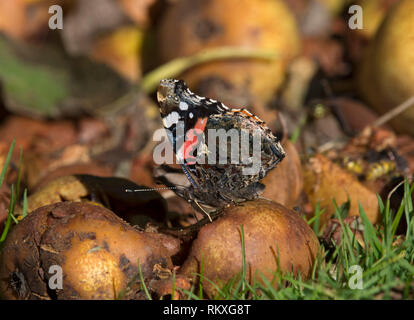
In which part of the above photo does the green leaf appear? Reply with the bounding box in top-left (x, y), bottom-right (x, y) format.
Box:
top-left (0, 38), bottom-right (69, 117)
top-left (0, 35), bottom-right (130, 118)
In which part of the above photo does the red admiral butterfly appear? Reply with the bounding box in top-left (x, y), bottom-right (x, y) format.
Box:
top-left (155, 79), bottom-right (285, 220)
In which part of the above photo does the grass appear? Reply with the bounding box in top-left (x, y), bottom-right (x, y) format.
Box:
top-left (0, 139), bottom-right (413, 300)
top-left (0, 140), bottom-right (27, 243)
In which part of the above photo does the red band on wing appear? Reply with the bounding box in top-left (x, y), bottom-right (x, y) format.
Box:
top-left (182, 117), bottom-right (207, 165)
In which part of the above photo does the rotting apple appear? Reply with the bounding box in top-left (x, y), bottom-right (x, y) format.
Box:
top-left (179, 199), bottom-right (319, 298)
top-left (0, 202), bottom-right (180, 300)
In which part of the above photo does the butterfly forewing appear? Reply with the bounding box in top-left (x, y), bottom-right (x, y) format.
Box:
top-left (156, 79), bottom-right (286, 213)
top-left (157, 79), bottom-right (226, 166)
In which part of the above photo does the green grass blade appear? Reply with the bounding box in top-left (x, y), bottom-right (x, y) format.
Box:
top-left (171, 270), bottom-right (176, 300)
top-left (0, 139), bottom-right (15, 187)
top-left (22, 188), bottom-right (28, 219)
top-left (240, 224), bottom-right (246, 299)
top-left (377, 194), bottom-right (385, 213)
top-left (15, 147), bottom-right (23, 200)
top-left (358, 201), bottom-right (382, 255)
top-left (137, 259), bottom-right (152, 300)
top-left (0, 185), bottom-right (15, 242)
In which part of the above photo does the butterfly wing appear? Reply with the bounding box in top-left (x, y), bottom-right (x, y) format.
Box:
top-left (156, 79), bottom-right (286, 214)
top-left (157, 79), bottom-right (228, 169)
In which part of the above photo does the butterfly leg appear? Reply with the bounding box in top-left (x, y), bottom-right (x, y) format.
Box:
top-left (269, 139), bottom-right (285, 160)
top-left (217, 192), bottom-right (242, 209)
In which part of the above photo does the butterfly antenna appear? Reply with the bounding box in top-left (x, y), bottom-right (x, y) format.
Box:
top-left (180, 164), bottom-right (199, 189)
top-left (125, 184), bottom-right (190, 192)
top-left (125, 186), bottom-right (178, 192)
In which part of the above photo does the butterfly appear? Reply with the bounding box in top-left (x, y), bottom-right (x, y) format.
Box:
top-left (155, 79), bottom-right (285, 220)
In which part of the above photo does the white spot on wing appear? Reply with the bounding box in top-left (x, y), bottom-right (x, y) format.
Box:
top-left (162, 111), bottom-right (180, 128)
top-left (179, 101), bottom-right (188, 110)
top-left (189, 112), bottom-right (194, 118)
top-left (206, 99), bottom-right (217, 105)
top-left (221, 103), bottom-right (229, 109)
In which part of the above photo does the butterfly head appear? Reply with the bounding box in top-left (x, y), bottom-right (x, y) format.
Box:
top-left (157, 79), bottom-right (187, 116)
top-left (158, 79), bottom-right (195, 130)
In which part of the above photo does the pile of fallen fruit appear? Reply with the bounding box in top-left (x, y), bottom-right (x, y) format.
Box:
top-left (0, 0), bottom-right (414, 300)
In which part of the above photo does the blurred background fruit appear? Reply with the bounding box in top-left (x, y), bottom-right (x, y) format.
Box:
top-left (0, 0), bottom-right (75, 41)
top-left (357, 0), bottom-right (414, 135)
top-left (118, 0), bottom-right (157, 27)
top-left (156, 0), bottom-right (300, 119)
top-left (354, 0), bottom-right (399, 39)
top-left (90, 26), bottom-right (144, 81)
